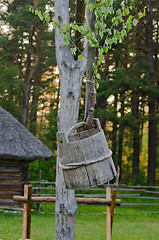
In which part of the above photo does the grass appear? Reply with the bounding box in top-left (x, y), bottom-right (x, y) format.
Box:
top-left (0, 205), bottom-right (159, 240)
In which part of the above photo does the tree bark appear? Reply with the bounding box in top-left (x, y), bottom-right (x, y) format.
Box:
top-left (84, 0), bottom-right (96, 125)
top-left (74, 0), bottom-right (85, 60)
top-left (147, 1), bottom-right (156, 185)
top-left (132, 90), bottom-right (140, 180)
top-left (112, 54), bottom-right (119, 162)
top-left (55, 1), bottom-right (87, 239)
top-left (112, 94), bottom-right (118, 161)
top-left (22, 0), bottom-right (41, 127)
top-left (132, 22), bottom-right (142, 182)
top-left (117, 94), bottom-right (125, 173)
top-left (29, 70), bottom-right (41, 135)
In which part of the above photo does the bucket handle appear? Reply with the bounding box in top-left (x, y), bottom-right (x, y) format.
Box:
top-left (66, 118), bottom-right (102, 137)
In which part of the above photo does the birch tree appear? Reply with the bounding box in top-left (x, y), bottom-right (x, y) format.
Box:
top-left (54, 1), bottom-right (87, 239)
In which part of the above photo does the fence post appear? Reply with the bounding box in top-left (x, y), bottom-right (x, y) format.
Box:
top-left (23, 185), bottom-right (32, 239)
top-left (106, 187), bottom-right (111, 240)
top-left (110, 189), bottom-right (117, 233)
top-left (38, 160), bottom-right (42, 212)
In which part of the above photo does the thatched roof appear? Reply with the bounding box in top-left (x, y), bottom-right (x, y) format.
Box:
top-left (0, 106), bottom-right (54, 161)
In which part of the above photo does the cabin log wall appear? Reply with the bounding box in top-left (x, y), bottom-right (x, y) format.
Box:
top-left (0, 161), bottom-right (29, 209)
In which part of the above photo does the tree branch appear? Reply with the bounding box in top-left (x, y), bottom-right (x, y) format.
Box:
top-left (3, 46), bottom-right (26, 81)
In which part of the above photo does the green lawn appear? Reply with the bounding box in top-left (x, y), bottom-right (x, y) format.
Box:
top-left (0, 205), bottom-right (159, 240)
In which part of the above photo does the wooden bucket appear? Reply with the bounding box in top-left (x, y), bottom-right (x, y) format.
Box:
top-left (57, 119), bottom-right (116, 189)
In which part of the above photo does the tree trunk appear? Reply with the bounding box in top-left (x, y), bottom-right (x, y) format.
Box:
top-left (132, 90), bottom-right (140, 180)
top-left (147, 1), bottom-right (156, 185)
top-left (22, 0), bottom-right (41, 127)
top-left (117, 94), bottom-right (125, 173)
top-left (55, 1), bottom-right (86, 239)
top-left (23, 48), bottom-right (32, 127)
top-left (132, 22), bottom-right (142, 182)
top-left (112, 55), bottom-right (119, 162)
top-left (29, 71), bottom-right (41, 135)
top-left (74, 0), bottom-right (85, 60)
top-left (23, 79), bottom-right (32, 127)
top-left (112, 94), bottom-right (118, 162)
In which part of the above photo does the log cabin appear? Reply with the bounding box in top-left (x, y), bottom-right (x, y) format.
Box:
top-left (0, 106), bottom-right (54, 209)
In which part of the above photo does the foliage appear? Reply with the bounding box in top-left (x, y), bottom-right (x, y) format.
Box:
top-left (30, 0), bottom-right (145, 81)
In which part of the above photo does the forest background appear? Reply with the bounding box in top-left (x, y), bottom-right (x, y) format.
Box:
top-left (0, 0), bottom-right (159, 186)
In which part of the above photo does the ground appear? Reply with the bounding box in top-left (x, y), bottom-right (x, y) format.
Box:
top-left (0, 205), bottom-right (159, 240)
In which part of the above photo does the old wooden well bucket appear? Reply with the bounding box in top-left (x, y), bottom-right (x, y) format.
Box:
top-left (57, 118), bottom-right (117, 189)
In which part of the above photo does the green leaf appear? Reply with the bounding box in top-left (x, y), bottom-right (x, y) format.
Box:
top-left (70, 47), bottom-right (77, 55)
top-left (38, 11), bottom-right (44, 21)
top-left (72, 24), bottom-right (79, 31)
top-left (93, 65), bottom-right (98, 74)
top-left (138, 12), bottom-right (144, 19)
top-left (133, 19), bottom-right (138, 26)
top-left (96, 82), bottom-right (99, 89)
top-left (121, 29), bottom-right (127, 37)
top-left (45, 14), bottom-right (50, 23)
top-left (103, 46), bottom-right (108, 53)
top-left (63, 37), bottom-right (69, 46)
top-left (78, 55), bottom-right (83, 61)
top-left (125, 8), bottom-right (130, 16)
top-left (143, 9), bottom-right (146, 16)
top-left (116, 9), bottom-right (121, 15)
top-left (96, 73), bottom-right (100, 79)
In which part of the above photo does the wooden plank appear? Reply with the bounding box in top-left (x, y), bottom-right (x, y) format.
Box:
top-left (117, 185), bottom-right (159, 189)
top-left (121, 203), bottom-right (159, 207)
top-left (74, 193), bottom-right (140, 198)
top-left (0, 178), bottom-right (21, 183)
top-left (32, 194), bottom-right (56, 197)
top-left (0, 202), bottom-right (22, 208)
top-left (0, 174), bottom-right (21, 179)
top-left (117, 188), bottom-right (159, 195)
top-left (0, 206), bottom-right (23, 211)
top-left (0, 182), bottom-right (22, 186)
top-left (32, 187), bottom-right (56, 190)
top-left (0, 165), bottom-right (21, 170)
top-left (13, 195), bottom-right (121, 206)
top-left (28, 181), bottom-right (55, 185)
top-left (76, 198), bottom-right (120, 206)
top-left (0, 169), bottom-right (21, 173)
top-left (0, 172), bottom-right (21, 177)
top-left (0, 182), bottom-right (23, 191)
top-left (0, 198), bottom-right (22, 206)
top-left (0, 191), bottom-right (21, 199)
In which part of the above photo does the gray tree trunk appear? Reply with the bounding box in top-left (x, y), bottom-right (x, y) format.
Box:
top-left (54, 0), bottom-right (87, 239)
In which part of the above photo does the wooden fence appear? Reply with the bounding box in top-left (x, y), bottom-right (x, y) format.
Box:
top-left (29, 181), bottom-right (159, 210)
top-left (9, 182), bottom-right (159, 240)
top-left (13, 185), bottom-right (120, 240)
